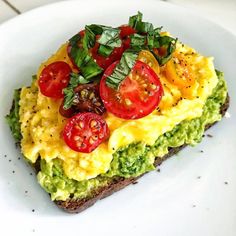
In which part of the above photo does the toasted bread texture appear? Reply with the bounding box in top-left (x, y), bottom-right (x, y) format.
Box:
top-left (54, 95), bottom-right (229, 213)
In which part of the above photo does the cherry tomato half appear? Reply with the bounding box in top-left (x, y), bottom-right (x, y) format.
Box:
top-left (63, 112), bottom-right (109, 153)
top-left (38, 61), bottom-right (72, 99)
top-left (100, 60), bottom-right (164, 119)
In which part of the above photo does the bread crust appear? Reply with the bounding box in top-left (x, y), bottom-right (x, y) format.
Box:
top-left (54, 94), bottom-right (230, 213)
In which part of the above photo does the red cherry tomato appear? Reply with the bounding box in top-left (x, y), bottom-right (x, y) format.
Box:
top-left (63, 112), bottom-right (109, 153)
top-left (38, 61), bottom-right (71, 99)
top-left (119, 25), bottom-right (136, 50)
top-left (100, 60), bottom-right (164, 119)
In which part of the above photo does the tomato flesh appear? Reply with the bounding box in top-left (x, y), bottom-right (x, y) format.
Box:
top-left (38, 61), bottom-right (71, 98)
top-left (119, 25), bottom-right (136, 50)
top-left (100, 60), bottom-right (164, 119)
top-left (90, 43), bottom-right (124, 70)
top-left (63, 112), bottom-right (109, 153)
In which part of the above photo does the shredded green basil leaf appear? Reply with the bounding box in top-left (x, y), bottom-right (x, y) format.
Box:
top-left (70, 46), bottom-right (90, 68)
top-left (69, 40), bottom-right (103, 79)
top-left (151, 36), bottom-right (177, 66)
top-left (129, 11), bottom-right (143, 28)
top-left (147, 27), bottom-right (162, 48)
top-left (87, 24), bottom-right (105, 35)
top-left (106, 50), bottom-right (138, 89)
top-left (69, 34), bottom-right (81, 47)
top-left (129, 12), bottom-right (153, 33)
top-left (135, 21), bottom-right (153, 34)
top-left (130, 34), bottom-right (146, 48)
top-left (83, 26), bottom-right (96, 49)
top-left (97, 28), bottom-right (122, 48)
top-left (98, 45), bottom-right (113, 57)
top-left (80, 58), bottom-right (103, 79)
top-left (84, 24), bottom-right (121, 57)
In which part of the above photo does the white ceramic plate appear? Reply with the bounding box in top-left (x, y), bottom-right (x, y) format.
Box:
top-left (0, 0), bottom-right (235, 235)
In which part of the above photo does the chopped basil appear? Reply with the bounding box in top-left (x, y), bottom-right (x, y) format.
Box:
top-left (87, 24), bottom-right (105, 35)
top-left (70, 46), bottom-right (90, 68)
top-left (63, 73), bottom-right (91, 109)
top-left (83, 26), bottom-right (96, 49)
top-left (70, 72), bottom-right (91, 85)
top-left (129, 12), bottom-right (153, 33)
top-left (129, 11), bottom-right (143, 28)
top-left (106, 50), bottom-right (138, 89)
top-left (147, 27), bottom-right (162, 48)
top-left (135, 21), bottom-right (153, 34)
top-left (69, 41), bottom-right (103, 79)
top-left (97, 28), bottom-right (122, 48)
top-left (130, 34), bottom-right (146, 48)
top-left (80, 58), bottom-right (103, 79)
top-left (84, 24), bottom-right (122, 57)
top-left (98, 45), bottom-right (113, 57)
top-left (69, 33), bottom-right (81, 47)
top-left (128, 12), bottom-right (177, 65)
top-left (151, 36), bottom-right (177, 66)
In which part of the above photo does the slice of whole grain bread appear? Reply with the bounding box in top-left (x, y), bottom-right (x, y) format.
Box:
top-left (54, 94), bottom-right (230, 213)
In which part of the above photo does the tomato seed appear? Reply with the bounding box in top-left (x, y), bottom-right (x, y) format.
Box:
top-left (150, 84), bottom-right (157, 90)
top-left (90, 120), bottom-right (98, 128)
top-left (125, 98), bottom-right (132, 106)
top-left (89, 138), bottom-right (95, 145)
top-left (74, 136), bottom-right (82, 141)
top-left (75, 121), bottom-right (84, 129)
top-left (89, 92), bottom-right (95, 99)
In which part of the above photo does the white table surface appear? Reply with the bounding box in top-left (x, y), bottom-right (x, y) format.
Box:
top-left (1, 0), bottom-right (236, 35)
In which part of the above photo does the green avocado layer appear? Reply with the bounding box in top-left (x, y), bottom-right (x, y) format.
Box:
top-left (6, 89), bottom-right (22, 142)
top-left (6, 71), bottom-right (228, 201)
top-left (37, 71), bottom-right (227, 201)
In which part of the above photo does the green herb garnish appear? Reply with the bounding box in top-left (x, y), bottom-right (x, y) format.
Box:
top-left (152, 36), bottom-right (177, 66)
top-left (106, 50), bottom-right (138, 89)
top-left (79, 58), bottom-right (103, 79)
top-left (129, 11), bottom-right (143, 29)
top-left (98, 45), bottom-right (114, 57)
top-left (69, 37), bottom-right (103, 79)
top-left (129, 12), bottom-right (153, 34)
top-left (83, 26), bottom-right (96, 49)
top-left (97, 27), bottom-right (122, 48)
top-left (128, 12), bottom-right (177, 65)
top-left (130, 34), bottom-right (146, 48)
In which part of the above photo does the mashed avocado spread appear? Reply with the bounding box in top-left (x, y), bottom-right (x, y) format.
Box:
top-left (7, 71), bottom-right (227, 201)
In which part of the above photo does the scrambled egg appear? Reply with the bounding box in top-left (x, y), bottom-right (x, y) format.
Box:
top-left (19, 41), bottom-right (218, 181)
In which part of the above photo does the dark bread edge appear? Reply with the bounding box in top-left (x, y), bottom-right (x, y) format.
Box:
top-left (54, 94), bottom-right (230, 213)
